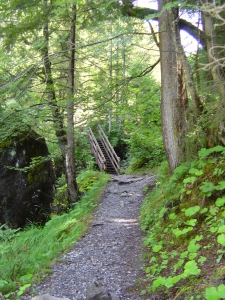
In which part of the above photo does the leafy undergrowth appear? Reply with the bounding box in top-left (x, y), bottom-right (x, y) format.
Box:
top-left (140, 146), bottom-right (225, 300)
top-left (0, 170), bottom-right (109, 299)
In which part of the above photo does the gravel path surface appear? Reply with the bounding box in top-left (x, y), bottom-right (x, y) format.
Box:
top-left (24, 174), bottom-right (156, 300)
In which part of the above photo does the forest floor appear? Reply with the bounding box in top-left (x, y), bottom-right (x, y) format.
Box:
top-left (23, 174), bottom-right (156, 300)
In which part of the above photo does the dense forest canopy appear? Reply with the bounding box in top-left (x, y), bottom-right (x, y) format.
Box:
top-left (0, 0), bottom-right (225, 197)
top-left (1, 1), bottom-right (225, 299)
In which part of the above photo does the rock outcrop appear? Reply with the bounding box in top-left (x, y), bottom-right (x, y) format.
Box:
top-left (0, 129), bottom-right (55, 228)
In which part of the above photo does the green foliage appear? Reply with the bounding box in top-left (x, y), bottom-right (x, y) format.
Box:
top-left (123, 78), bottom-right (165, 171)
top-left (75, 129), bottom-right (96, 171)
top-left (0, 171), bottom-right (109, 298)
top-left (77, 170), bottom-right (103, 192)
top-left (183, 206), bottom-right (200, 217)
top-left (140, 146), bottom-right (225, 299)
top-left (205, 284), bottom-right (225, 300)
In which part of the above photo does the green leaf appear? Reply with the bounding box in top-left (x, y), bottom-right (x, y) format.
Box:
top-left (184, 206), bottom-right (200, 217)
top-left (140, 290), bottom-right (147, 295)
top-left (217, 234), bottom-right (225, 246)
top-left (185, 219), bottom-right (197, 226)
top-left (218, 284), bottom-right (225, 297)
top-left (215, 196), bottom-right (225, 207)
top-left (200, 208), bottom-right (208, 214)
top-left (215, 181), bottom-right (225, 191)
top-left (210, 226), bottom-right (218, 233)
top-left (189, 168), bottom-right (199, 174)
top-left (209, 205), bottom-right (219, 216)
top-left (152, 276), bottom-right (166, 292)
top-left (199, 146), bottom-right (225, 158)
top-left (150, 256), bottom-right (157, 263)
top-left (159, 207), bottom-right (167, 218)
top-left (198, 256), bottom-right (206, 264)
top-left (212, 145), bottom-right (225, 152)
top-left (207, 158), bottom-right (217, 164)
top-left (195, 235), bottom-right (203, 241)
top-left (188, 240), bottom-right (201, 253)
top-left (152, 244), bottom-right (162, 252)
top-left (17, 284), bottom-right (31, 296)
top-left (19, 273), bottom-right (33, 281)
top-left (172, 164), bottom-right (189, 180)
top-left (189, 252), bottom-right (197, 260)
top-left (199, 182), bottom-right (215, 196)
top-left (169, 213), bottom-right (177, 220)
top-left (180, 251), bottom-right (188, 259)
top-left (198, 148), bottom-right (210, 158)
top-left (174, 259), bottom-right (184, 269)
top-left (205, 286), bottom-right (219, 300)
top-left (218, 225), bottom-right (225, 233)
top-left (173, 227), bottom-right (193, 237)
top-left (164, 276), bottom-right (180, 288)
top-left (0, 280), bottom-right (8, 288)
top-left (189, 168), bottom-right (203, 176)
top-left (183, 176), bottom-right (196, 184)
top-left (195, 170), bottom-right (204, 176)
top-left (183, 260), bottom-right (201, 276)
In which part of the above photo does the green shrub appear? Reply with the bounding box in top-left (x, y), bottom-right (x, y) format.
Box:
top-left (140, 146), bottom-right (225, 299)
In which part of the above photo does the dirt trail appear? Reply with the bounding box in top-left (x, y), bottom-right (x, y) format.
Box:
top-left (24, 174), bottom-right (155, 300)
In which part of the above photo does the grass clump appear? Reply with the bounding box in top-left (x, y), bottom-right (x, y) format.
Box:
top-left (0, 170), bottom-right (109, 299)
top-left (140, 146), bottom-right (225, 299)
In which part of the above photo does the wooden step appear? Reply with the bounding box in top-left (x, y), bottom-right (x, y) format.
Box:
top-left (89, 130), bottom-right (119, 175)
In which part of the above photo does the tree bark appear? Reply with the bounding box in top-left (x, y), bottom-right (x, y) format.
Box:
top-left (202, 1), bottom-right (225, 146)
top-left (203, 5), bottom-right (225, 102)
top-left (172, 9), bottom-right (203, 117)
top-left (42, 0), bottom-right (67, 167)
top-left (158, 0), bottom-right (188, 173)
top-left (66, 4), bottom-right (79, 204)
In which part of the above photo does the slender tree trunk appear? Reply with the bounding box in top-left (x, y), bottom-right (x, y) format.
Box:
top-left (108, 22), bottom-right (113, 134)
top-left (158, 0), bottom-right (188, 173)
top-left (118, 39), bottom-right (126, 134)
top-left (66, 4), bottom-right (79, 204)
top-left (42, 0), bottom-right (67, 168)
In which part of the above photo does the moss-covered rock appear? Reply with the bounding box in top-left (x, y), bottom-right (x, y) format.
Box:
top-left (0, 129), bottom-right (55, 228)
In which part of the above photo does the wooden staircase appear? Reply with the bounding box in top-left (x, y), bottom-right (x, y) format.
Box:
top-left (88, 125), bottom-right (120, 175)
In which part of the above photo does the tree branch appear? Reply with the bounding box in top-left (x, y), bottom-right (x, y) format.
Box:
top-left (127, 59), bottom-right (160, 80)
top-left (121, 2), bottom-right (205, 47)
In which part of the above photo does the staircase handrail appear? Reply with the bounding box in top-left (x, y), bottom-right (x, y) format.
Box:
top-left (88, 127), bottom-right (106, 172)
top-left (98, 125), bottom-right (120, 174)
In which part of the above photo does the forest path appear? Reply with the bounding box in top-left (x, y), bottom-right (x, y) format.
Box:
top-left (25, 174), bottom-right (155, 300)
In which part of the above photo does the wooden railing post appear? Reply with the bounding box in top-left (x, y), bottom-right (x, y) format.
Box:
top-left (88, 127), bottom-right (106, 172)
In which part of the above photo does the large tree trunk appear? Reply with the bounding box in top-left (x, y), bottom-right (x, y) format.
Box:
top-left (172, 11), bottom-right (203, 117)
top-left (66, 4), bottom-right (79, 204)
top-left (203, 5), bottom-right (225, 102)
top-left (158, 0), bottom-right (188, 173)
top-left (202, 1), bottom-right (225, 146)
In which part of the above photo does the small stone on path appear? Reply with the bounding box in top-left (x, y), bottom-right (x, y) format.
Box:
top-left (86, 280), bottom-right (112, 300)
top-left (31, 294), bottom-right (70, 300)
